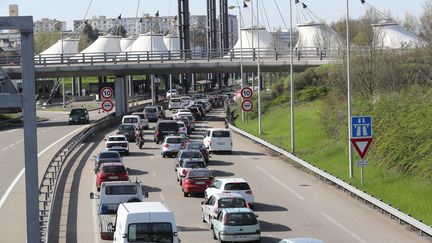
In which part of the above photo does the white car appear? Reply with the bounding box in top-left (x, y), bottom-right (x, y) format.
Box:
top-left (105, 135), bottom-right (129, 156)
top-left (172, 109), bottom-right (192, 119)
top-left (166, 89), bottom-right (178, 98)
top-left (131, 112), bottom-right (149, 130)
top-left (177, 121), bottom-right (187, 135)
top-left (176, 158), bottom-right (206, 184)
top-left (201, 192), bottom-right (249, 226)
top-left (181, 96), bottom-right (192, 107)
top-left (205, 178), bottom-right (255, 209)
top-left (161, 136), bottom-right (185, 158)
top-left (169, 97), bottom-right (184, 110)
top-left (178, 114), bottom-right (195, 131)
top-left (203, 128), bottom-right (232, 153)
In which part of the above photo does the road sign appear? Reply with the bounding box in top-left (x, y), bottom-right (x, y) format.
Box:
top-left (101, 99), bottom-right (114, 112)
top-left (100, 86), bottom-right (114, 100)
top-left (241, 99), bottom-right (253, 112)
top-left (240, 87), bottom-right (253, 99)
top-left (356, 160), bottom-right (369, 166)
top-left (351, 116), bottom-right (372, 138)
top-left (350, 137), bottom-right (373, 159)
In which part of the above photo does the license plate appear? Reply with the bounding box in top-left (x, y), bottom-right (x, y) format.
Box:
top-left (112, 146), bottom-right (122, 149)
top-left (195, 181), bottom-right (205, 185)
top-left (108, 176), bottom-right (118, 180)
top-left (233, 235), bottom-right (247, 239)
top-left (217, 142), bottom-right (225, 145)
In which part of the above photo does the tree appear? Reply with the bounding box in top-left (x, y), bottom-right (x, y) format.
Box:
top-left (79, 23), bottom-right (100, 51)
top-left (34, 32), bottom-right (60, 54)
top-left (402, 12), bottom-right (420, 35)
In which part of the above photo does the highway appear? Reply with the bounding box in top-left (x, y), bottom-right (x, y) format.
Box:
top-left (43, 108), bottom-right (428, 243)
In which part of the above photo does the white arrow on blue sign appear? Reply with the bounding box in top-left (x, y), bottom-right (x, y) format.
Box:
top-left (351, 116), bottom-right (372, 138)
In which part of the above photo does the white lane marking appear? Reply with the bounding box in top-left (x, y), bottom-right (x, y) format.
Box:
top-left (321, 212), bottom-right (368, 243)
top-left (256, 165), bottom-right (305, 200)
top-left (8, 144), bottom-right (14, 148)
top-left (1, 148), bottom-right (6, 152)
top-left (7, 129), bottom-right (19, 133)
top-left (15, 141), bottom-right (21, 145)
top-left (150, 156), bottom-right (154, 160)
top-left (0, 126), bottom-right (85, 209)
top-left (159, 192), bottom-right (165, 202)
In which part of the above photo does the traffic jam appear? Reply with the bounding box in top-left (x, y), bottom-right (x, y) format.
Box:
top-left (90, 92), bottom-right (270, 243)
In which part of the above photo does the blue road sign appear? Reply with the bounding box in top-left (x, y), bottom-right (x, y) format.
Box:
top-left (351, 116), bottom-right (372, 138)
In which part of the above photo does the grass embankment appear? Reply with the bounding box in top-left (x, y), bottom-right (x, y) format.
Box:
top-left (234, 100), bottom-right (432, 225)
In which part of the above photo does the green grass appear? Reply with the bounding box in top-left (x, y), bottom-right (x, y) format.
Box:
top-left (234, 100), bottom-right (432, 225)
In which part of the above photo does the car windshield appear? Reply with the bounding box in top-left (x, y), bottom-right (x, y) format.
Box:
top-left (224, 182), bottom-right (250, 190)
top-left (99, 152), bottom-right (120, 159)
top-left (166, 137), bottom-right (184, 143)
top-left (226, 213), bottom-right (257, 226)
top-left (188, 170), bottom-right (212, 178)
top-left (183, 162), bottom-right (205, 168)
top-left (181, 151), bottom-right (203, 158)
top-left (102, 165), bottom-right (126, 173)
top-left (218, 198), bottom-right (247, 208)
top-left (70, 109), bottom-right (85, 115)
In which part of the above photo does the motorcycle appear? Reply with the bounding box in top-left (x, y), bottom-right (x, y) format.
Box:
top-left (135, 131), bottom-right (145, 149)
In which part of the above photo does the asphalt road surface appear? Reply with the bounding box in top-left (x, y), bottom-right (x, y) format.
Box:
top-left (50, 108), bottom-right (429, 243)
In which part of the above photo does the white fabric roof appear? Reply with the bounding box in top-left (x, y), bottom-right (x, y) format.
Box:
top-left (80, 34), bottom-right (122, 54)
top-left (229, 27), bottom-right (274, 57)
top-left (127, 32), bottom-right (168, 52)
top-left (295, 22), bottom-right (343, 49)
top-left (39, 37), bottom-right (79, 55)
top-left (372, 21), bottom-right (426, 48)
top-left (163, 34), bottom-right (180, 51)
top-left (120, 36), bottom-right (137, 51)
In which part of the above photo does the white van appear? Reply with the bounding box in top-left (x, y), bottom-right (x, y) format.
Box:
top-left (122, 115), bottom-right (142, 130)
top-left (111, 202), bottom-right (179, 243)
top-left (203, 128), bottom-right (232, 153)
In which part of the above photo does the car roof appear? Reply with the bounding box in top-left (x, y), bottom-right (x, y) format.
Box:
top-left (123, 115), bottom-right (139, 118)
top-left (98, 151), bottom-right (120, 155)
top-left (221, 207), bottom-right (254, 214)
top-left (100, 162), bottom-right (124, 167)
top-left (207, 128), bottom-right (230, 132)
top-left (212, 192), bottom-right (244, 199)
top-left (215, 178), bottom-right (248, 183)
top-left (108, 134), bottom-right (127, 138)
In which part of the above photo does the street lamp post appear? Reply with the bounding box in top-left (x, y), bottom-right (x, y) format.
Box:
top-left (346, 0), bottom-right (353, 178)
top-left (229, 1), bottom-right (247, 122)
top-left (289, 0), bottom-right (295, 153)
top-left (256, 0), bottom-right (262, 135)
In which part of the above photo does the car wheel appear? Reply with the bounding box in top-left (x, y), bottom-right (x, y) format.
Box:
top-left (68, 122), bottom-right (72, 125)
top-left (212, 228), bottom-right (217, 240)
top-left (162, 154), bottom-right (166, 158)
top-left (125, 151), bottom-right (129, 156)
top-left (183, 191), bottom-right (188, 197)
top-left (176, 176), bottom-right (179, 181)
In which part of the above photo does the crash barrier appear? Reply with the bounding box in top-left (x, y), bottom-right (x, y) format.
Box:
top-left (229, 124), bottom-right (432, 239)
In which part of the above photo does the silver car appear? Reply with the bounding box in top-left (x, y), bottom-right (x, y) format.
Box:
top-left (161, 136), bottom-right (185, 158)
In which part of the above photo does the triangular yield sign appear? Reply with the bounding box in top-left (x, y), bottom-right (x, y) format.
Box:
top-left (350, 137), bottom-right (373, 159)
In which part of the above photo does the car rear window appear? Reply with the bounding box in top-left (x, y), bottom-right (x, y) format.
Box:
top-left (70, 109), bottom-right (86, 115)
top-left (188, 170), bottom-right (212, 178)
top-left (226, 213), bottom-right (257, 226)
top-left (133, 113), bottom-right (145, 119)
top-left (119, 125), bottom-right (135, 131)
top-left (158, 122), bottom-right (179, 131)
top-left (102, 165), bottom-right (126, 173)
top-left (105, 185), bottom-right (137, 195)
top-left (212, 130), bottom-right (230, 137)
top-left (166, 137), bottom-right (184, 143)
top-left (145, 107), bottom-right (157, 113)
top-left (218, 198), bottom-right (247, 208)
top-left (171, 98), bottom-right (181, 102)
top-left (181, 151), bottom-right (203, 158)
top-left (108, 137), bottom-right (126, 142)
top-left (224, 182), bottom-right (250, 190)
top-left (183, 162), bottom-right (205, 168)
top-left (123, 117), bottom-right (138, 123)
top-left (187, 143), bottom-right (206, 150)
top-left (128, 222), bottom-right (173, 242)
top-left (99, 152), bottom-right (120, 159)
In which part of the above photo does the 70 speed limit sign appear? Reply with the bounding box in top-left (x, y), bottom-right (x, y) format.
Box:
top-left (241, 87), bottom-right (253, 99)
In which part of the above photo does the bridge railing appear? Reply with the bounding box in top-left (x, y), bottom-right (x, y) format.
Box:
top-left (229, 124), bottom-right (432, 239)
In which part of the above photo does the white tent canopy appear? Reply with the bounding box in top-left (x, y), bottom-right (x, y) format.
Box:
top-left (372, 21), bottom-right (426, 48)
top-left (80, 34), bottom-right (122, 54)
top-left (127, 32), bottom-right (168, 52)
top-left (163, 34), bottom-right (180, 51)
top-left (229, 27), bottom-right (274, 57)
top-left (39, 37), bottom-right (79, 55)
top-left (120, 36), bottom-right (137, 51)
top-left (295, 22), bottom-right (343, 49)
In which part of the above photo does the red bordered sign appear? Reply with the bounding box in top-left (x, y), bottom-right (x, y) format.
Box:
top-left (241, 99), bottom-right (253, 112)
top-left (240, 87), bottom-right (253, 99)
top-left (101, 99), bottom-right (114, 112)
top-left (100, 86), bottom-right (114, 99)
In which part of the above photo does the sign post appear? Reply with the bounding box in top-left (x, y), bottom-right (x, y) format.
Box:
top-left (350, 116), bottom-right (373, 185)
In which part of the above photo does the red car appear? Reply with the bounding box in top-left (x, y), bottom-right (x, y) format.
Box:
top-left (182, 168), bottom-right (214, 197)
top-left (96, 162), bottom-right (129, 191)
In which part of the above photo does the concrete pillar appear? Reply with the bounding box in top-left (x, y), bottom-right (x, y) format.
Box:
top-left (77, 77), bottom-right (82, 96)
top-left (115, 76), bottom-right (128, 116)
top-left (71, 77), bottom-right (76, 96)
top-left (127, 75), bottom-right (133, 97)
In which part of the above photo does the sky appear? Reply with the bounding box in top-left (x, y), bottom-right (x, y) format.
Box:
top-left (0, 0), bottom-right (428, 30)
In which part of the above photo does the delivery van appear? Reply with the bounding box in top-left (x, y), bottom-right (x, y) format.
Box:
top-left (203, 128), bottom-right (232, 153)
top-left (110, 202), bottom-right (178, 243)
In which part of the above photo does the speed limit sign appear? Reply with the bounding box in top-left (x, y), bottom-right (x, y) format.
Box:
top-left (241, 87), bottom-right (253, 99)
top-left (241, 99), bottom-right (253, 112)
top-left (100, 87), bottom-right (114, 99)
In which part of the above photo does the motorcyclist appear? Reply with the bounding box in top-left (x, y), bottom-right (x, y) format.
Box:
top-left (135, 129), bottom-right (144, 145)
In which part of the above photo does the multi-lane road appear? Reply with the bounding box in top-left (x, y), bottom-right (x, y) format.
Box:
top-left (52, 108), bottom-right (429, 242)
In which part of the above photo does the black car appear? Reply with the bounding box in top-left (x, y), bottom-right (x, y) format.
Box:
top-left (68, 108), bottom-right (89, 125)
top-left (116, 124), bottom-right (138, 142)
top-left (189, 107), bottom-right (202, 120)
top-left (154, 120), bottom-right (179, 144)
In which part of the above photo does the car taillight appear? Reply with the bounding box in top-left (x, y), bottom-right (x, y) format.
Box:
top-left (222, 213), bottom-right (228, 225)
top-left (185, 179), bottom-right (191, 184)
top-left (179, 159), bottom-right (183, 166)
top-left (255, 230), bottom-right (261, 234)
top-left (122, 173), bottom-right (129, 180)
top-left (246, 190), bottom-right (253, 195)
top-left (222, 191), bottom-right (229, 194)
top-left (106, 144), bottom-right (112, 148)
top-left (122, 143), bottom-right (127, 147)
top-left (99, 173), bottom-right (108, 180)
top-left (209, 140), bottom-right (212, 146)
top-left (163, 143), bottom-right (169, 147)
top-left (182, 169), bottom-right (187, 175)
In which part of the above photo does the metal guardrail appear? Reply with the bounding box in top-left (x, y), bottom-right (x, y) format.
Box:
top-left (229, 124), bottom-right (432, 238)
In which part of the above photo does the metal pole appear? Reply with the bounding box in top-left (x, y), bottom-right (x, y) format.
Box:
top-left (169, 74), bottom-right (172, 99)
top-left (256, 0), bottom-right (262, 135)
top-left (346, 0), bottom-right (353, 178)
top-left (61, 29), bottom-right (66, 108)
top-left (20, 17), bottom-right (40, 243)
top-left (290, 0), bottom-right (295, 153)
top-left (239, 3), bottom-right (245, 122)
top-left (150, 18), bottom-right (155, 105)
top-left (361, 162), bottom-right (365, 185)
